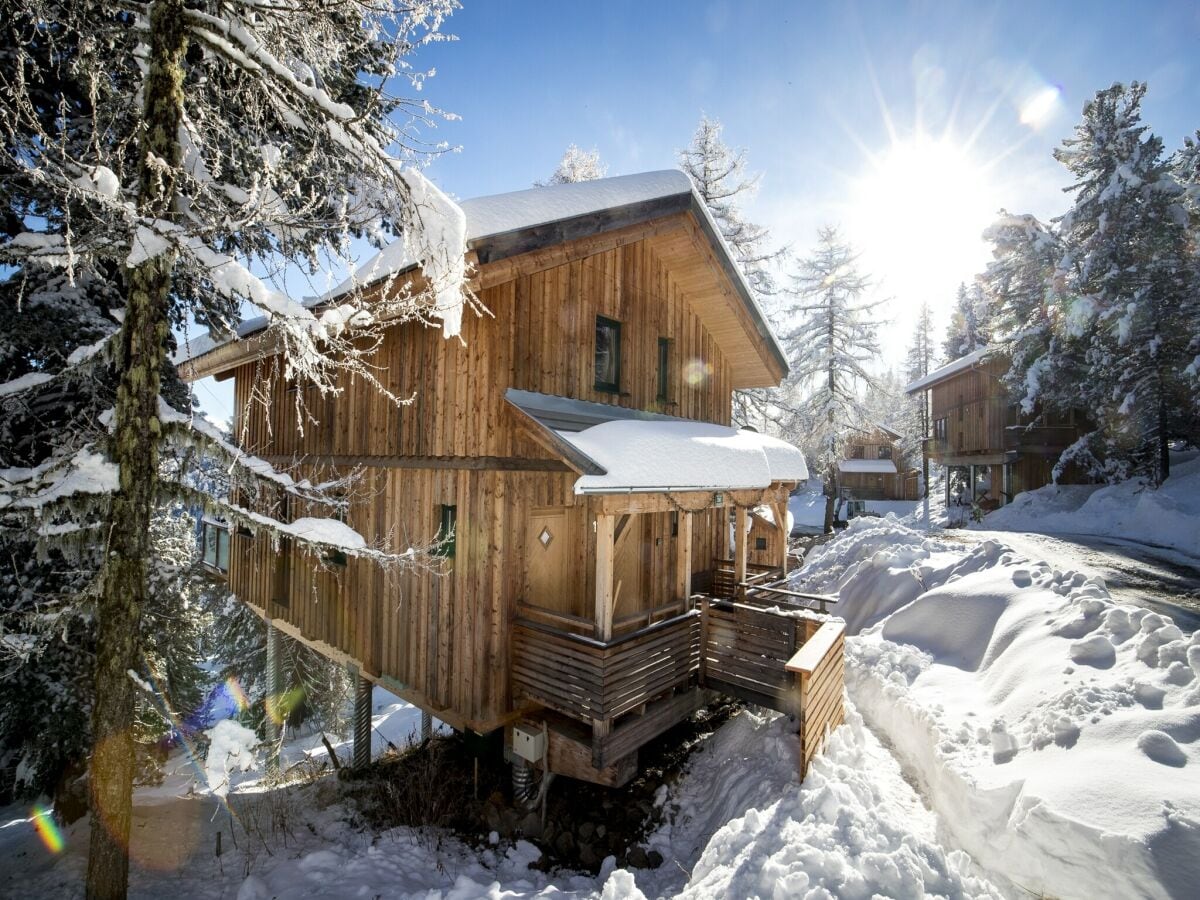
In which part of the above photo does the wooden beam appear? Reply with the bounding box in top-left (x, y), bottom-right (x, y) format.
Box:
top-left (772, 500), bottom-right (789, 575)
top-left (675, 511), bottom-right (693, 611)
top-left (594, 513), bottom-right (616, 641)
top-left (734, 506), bottom-right (748, 588)
top-left (262, 453), bottom-right (572, 473)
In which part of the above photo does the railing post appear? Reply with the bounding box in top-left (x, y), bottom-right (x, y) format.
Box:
top-left (698, 597), bottom-right (709, 686)
top-left (675, 511), bottom-right (693, 613)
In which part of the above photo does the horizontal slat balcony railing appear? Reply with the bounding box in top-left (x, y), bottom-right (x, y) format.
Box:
top-left (1003, 424), bottom-right (1079, 454)
top-left (699, 598), bottom-right (805, 713)
top-left (512, 610), bottom-right (701, 725)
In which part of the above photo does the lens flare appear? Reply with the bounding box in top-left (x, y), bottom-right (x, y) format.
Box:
top-left (684, 358), bottom-right (712, 386)
top-left (31, 805), bottom-right (64, 854)
top-left (225, 676), bottom-right (251, 713)
top-left (265, 685), bottom-right (306, 726)
top-left (1020, 86), bottom-right (1061, 128)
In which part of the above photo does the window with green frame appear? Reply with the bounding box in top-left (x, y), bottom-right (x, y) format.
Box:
top-left (594, 316), bottom-right (621, 393)
top-left (657, 337), bottom-right (671, 401)
top-left (435, 504), bottom-right (457, 558)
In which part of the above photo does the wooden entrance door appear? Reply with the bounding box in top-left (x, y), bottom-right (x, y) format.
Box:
top-left (613, 514), bottom-right (645, 623)
top-left (526, 508), bottom-right (576, 617)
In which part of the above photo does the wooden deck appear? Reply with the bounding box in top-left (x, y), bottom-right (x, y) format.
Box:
top-left (512, 569), bottom-right (845, 782)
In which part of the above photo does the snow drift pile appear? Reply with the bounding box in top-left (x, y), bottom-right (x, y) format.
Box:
top-left (795, 515), bottom-right (1200, 900)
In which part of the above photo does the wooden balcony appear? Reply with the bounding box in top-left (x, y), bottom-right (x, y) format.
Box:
top-left (1004, 424), bottom-right (1079, 456)
top-left (511, 574), bottom-right (845, 781)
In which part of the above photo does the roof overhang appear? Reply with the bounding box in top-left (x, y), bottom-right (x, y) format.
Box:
top-left (904, 346), bottom-right (999, 395)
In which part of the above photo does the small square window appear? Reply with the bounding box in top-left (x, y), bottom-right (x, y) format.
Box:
top-left (878, 445), bottom-right (893, 460)
top-left (435, 504), bottom-right (457, 558)
top-left (850, 445), bottom-right (865, 459)
top-left (594, 316), bottom-right (622, 393)
top-left (755, 537), bottom-right (768, 551)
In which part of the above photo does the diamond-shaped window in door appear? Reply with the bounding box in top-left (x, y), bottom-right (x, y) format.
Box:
top-left (538, 526), bottom-right (554, 549)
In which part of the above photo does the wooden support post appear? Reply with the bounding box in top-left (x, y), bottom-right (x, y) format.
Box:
top-left (352, 669), bottom-right (372, 770)
top-left (592, 718), bottom-right (611, 769)
top-left (698, 597), bottom-right (709, 685)
top-left (265, 622), bottom-right (281, 775)
top-left (595, 513), bottom-right (616, 641)
top-left (734, 506), bottom-right (748, 590)
top-left (675, 511), bottom-right (693, 612)
top-left (772, 500), bottom-right (789, 576)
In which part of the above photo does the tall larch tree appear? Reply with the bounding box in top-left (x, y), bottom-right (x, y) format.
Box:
top-left (0, 2), bottom-right (469, 896)
top-left (779, 228), bottom-right (884, 532)
top-left (901, 301), bottom-right (936, 497)
top-left (678, 115), bottom-right (787, 428)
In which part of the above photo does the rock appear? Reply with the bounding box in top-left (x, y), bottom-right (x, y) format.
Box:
top-left (578, 821), bottom-right (595, 841)
top-left (483, 803), bottom-right (502, 832)
top-left (595, 823), bottom-right (607, 839)
top-left (578, 843), bottom-right (600, 869)
top-left (627, 846), bottom-right (649, 868)
top-left (554, 831), bottom-right (575, 856)
top-left (646, 849), bottom-right (664, 869)
top-left (518, 812), bottom-right (543, 839)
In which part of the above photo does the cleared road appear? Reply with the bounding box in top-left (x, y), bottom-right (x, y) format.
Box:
top-left (950, 529), bottom-right (1200, 632)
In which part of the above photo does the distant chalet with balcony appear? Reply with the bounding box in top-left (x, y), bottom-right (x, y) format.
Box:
top-left (905, 346), bottom-right (1088, 507)
top-left (179, 171), bottom-right (846, 786)
top-left (838, 423), bottom-right (919, 501)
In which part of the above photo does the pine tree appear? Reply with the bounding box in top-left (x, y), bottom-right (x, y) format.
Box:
top-left (1171, 132), bottom-right (1200, 412)
top-left (901, 302), bottom-right (935, 496)
top-left (779, 228), bottom-right (884, 532)
top-left (678, 115), bottom-right (787, 427)
top-left (535, 144), bottom-right (607, 186)
top-left (1054, 82), bottom-right (1194, 484)
top-left (0, 2), bottom-right (468, 894)
top-left (943, 282), bottom-right (991, 360)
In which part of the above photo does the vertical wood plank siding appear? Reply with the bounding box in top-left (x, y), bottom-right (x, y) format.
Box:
top-left (228, 237), bottom-right (735, 730)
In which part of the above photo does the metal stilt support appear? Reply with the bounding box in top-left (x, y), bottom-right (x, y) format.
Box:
top-left (352, 670), bottom-right (372, 770)
top-left (265, 622), bottom-right (281, 775)
top-left (420, 710), bottom-right (432, 742)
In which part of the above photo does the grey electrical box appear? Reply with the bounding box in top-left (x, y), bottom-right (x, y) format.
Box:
top-left (512, 722), bottom-right (546, 763)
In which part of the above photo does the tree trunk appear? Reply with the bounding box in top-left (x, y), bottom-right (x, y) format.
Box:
top-left (86, 2), bottom-right (186, 897)
top-left (823, 467), bottom-right (837, 534)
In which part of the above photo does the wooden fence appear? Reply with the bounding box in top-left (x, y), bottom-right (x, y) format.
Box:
top-left (786, 621), bottom-right (846, 776)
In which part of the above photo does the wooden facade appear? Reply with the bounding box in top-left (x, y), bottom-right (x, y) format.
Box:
top-left (908, 350), bottom-right (1087, 506)
top-left (839, 425), bottom-right (919, 501)
top-left (186, 173), bottom-right (845, 783)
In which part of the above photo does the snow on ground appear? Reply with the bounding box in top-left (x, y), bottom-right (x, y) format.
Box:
top-left (795, 516), bottom-right (1200, 899)
top-left (977, 451), bottom-right (1200, 557)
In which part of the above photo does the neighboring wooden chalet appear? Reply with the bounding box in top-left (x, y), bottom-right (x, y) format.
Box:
top-left (838, 424), bottom-right (919, 501)
top-left (904, 347), bottom-right (1087, 507)
top-left (179, 171), bottom-right (845, 785)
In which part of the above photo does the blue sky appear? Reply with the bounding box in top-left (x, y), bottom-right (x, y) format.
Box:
top-left (192, 1), bottom-right (1200, 425)
top-left (414, 0), bottom-right (1199, 348)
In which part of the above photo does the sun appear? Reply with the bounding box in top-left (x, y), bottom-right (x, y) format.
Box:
top-left (846, 134), bottom-right (1002, 324)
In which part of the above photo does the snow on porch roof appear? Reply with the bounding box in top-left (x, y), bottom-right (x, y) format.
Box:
top-left (838, 459), bottom-right (898, 474)
top-left (562, 419), bottom-right (809, 495)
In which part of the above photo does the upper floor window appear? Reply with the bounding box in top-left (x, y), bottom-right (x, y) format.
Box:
top-left (849, 445), bottom-right (865, 459)
top-left (201, 518), bottom-right (230, 573)
top-left (877, 445), bottom-right (893, 460)
top-left (657, 338), bottom-right (671, 401)
top-left (434, 504), bottom-right (457, 559)
top-left (595, 316), bottom-right (622, 393)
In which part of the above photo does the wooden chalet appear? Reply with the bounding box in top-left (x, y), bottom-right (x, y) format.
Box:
top-left (905, 347), bottom-right (1087, 508)
top-left (838, 424), bottom-right (919, 501)
top-left (179, 171), bottom-right (845, 786)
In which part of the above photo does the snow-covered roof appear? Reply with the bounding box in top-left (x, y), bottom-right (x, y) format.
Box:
top-left (904, 346), bottom-right (997, 394)
top-left (505, 388), bottom-right (681, 433)
top-left (562, 419), bottom-right (808, 494)
top-left (333, 171), bottom-right (694, 296)
top-left (873, 422), bottom-right (903, 440)
top-left (175, 170), bottom-right (788, 385)
top-left (838, 459), bottom-right (898, 474)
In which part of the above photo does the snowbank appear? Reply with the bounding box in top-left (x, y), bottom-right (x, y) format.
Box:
top-left (979, 452), bottom-right (1200, 557)
top-left (797, 517), bottom-right (1200, 899)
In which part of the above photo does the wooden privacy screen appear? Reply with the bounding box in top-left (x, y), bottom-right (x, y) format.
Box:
top-left (786, 621), bottom-right (847, 777)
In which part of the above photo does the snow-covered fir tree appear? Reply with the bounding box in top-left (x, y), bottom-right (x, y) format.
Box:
top-left (779, 228), bottom-right (884, 532)
top-left (535, 144), bottom-right (607, 186)
top-left (1053, 81), bottom-right (1196, 484)
top-left (1171, 130), bottom-right (1200, 404)
top-left (678, 115), bottom-right (787, 427)
top-left (901, 301), bottom-right (936, 495)
top-left (980, 211), bottom-right (1072, 418)
top-left (943, 282), bottom-right (992, 360)
top-left (0, 1), bottom-right (468, 894)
